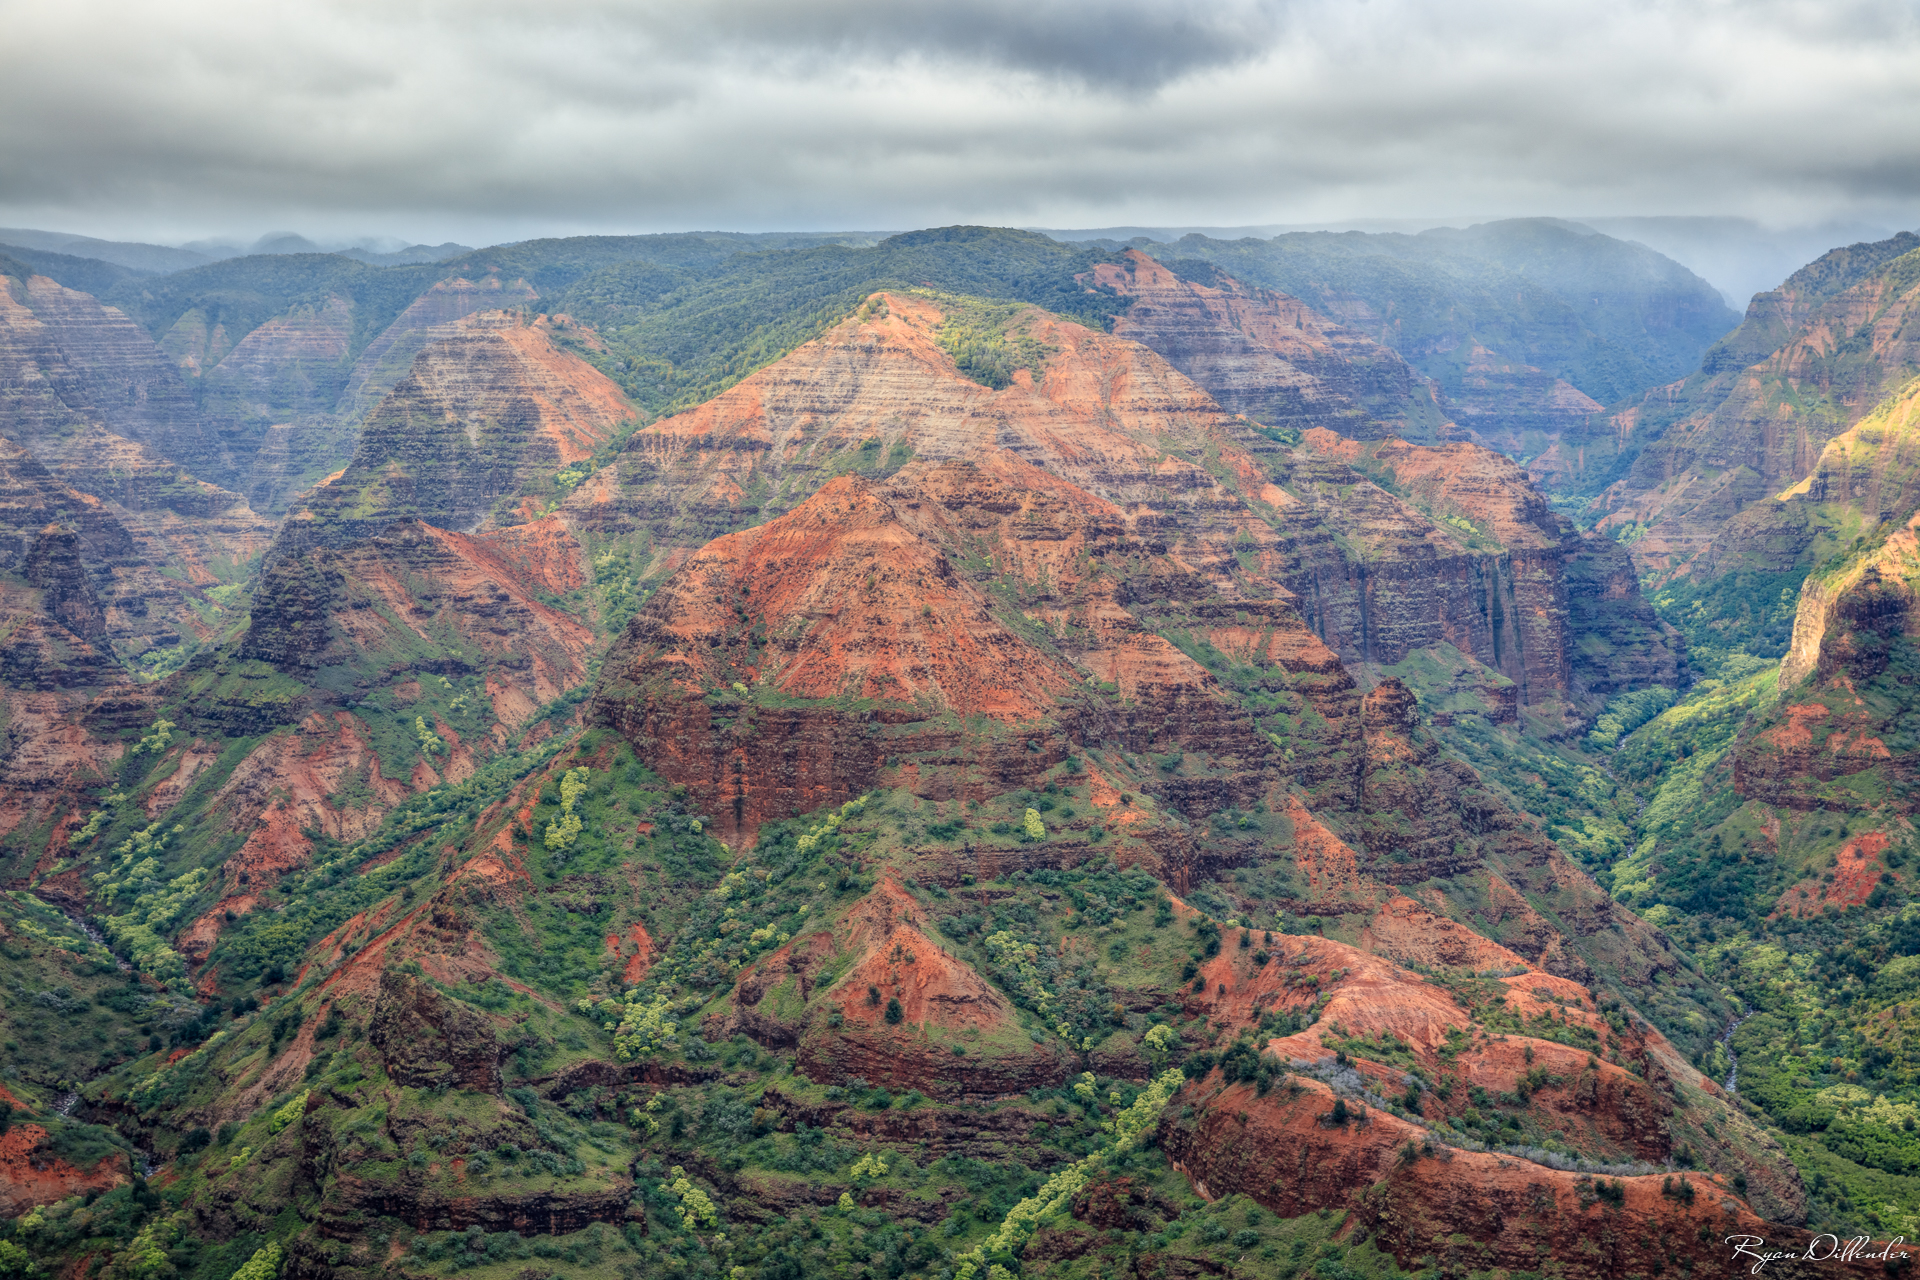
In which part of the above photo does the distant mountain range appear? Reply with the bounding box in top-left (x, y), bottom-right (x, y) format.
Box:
top-left (0, 226), bottom-right (478, 274)
top-left (1039, 215), bottom-right (1905, 313)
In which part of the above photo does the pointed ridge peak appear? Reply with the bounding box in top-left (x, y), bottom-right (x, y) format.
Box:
top-left (805, 472), bottom-right (882, 508)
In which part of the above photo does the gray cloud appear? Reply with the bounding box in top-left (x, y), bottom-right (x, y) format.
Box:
top-left (637, 0), bottom-right (1288, 90)
top-left (1, 0), bottom-right (1917, 247)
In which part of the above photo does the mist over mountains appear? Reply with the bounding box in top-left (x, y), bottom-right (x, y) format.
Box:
top-left (7, 212), bottom-right (1895, 316)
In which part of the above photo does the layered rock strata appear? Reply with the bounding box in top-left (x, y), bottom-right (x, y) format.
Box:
top-left (1082, 250), bottom-right (1445, 440)
top-left (572, 290), bottom-right (1676, 715)
top-left (292, 312), bottom-right (632, 546)
top-left (1597, 234), bottom-right (1920, 578)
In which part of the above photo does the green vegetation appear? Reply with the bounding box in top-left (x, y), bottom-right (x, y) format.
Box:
top-left (1649, 570), bottom-right (1804, 679)
top-left (546, 227), bottom-right (1135, 418)
top-left (932, 295), bottom-right (1057, 390)
top-left (951, 1068), bottom-right (1183, 1279)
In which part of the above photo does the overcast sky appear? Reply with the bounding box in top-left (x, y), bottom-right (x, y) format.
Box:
top-left (3, 0), bottom-right (1919, 248)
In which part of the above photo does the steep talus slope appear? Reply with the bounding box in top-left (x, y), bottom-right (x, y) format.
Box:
top-left (1081, 250), bottom-right (1445, 441)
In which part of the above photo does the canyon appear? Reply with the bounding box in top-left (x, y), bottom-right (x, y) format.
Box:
top-left (0, 225), bottom-right (1908, 1280)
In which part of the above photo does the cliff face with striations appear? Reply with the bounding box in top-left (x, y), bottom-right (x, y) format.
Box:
top-left (1083, 250), bottom-right (1447, 440)
top-left (0, 435), bottom-right (259, 675)
top-left (1729, 504), bottom-right (1920, 814)
top-left (1447, 341), bottom-right (1607, 483)
top-left (591, 446), bottom-right (1693, 993)
top-left (569, 290), bottom-right (1274, 565)
top-left (0, 267), bottom-right (277, 644)
top-left (330, 276), bottom-right (542, 427)
top-left (184, 274), bottom-right (543, 513)
top-left (194, 293), bottom-right (359, 513)
top-left (293, 312), bottom-right (631, 546)
top-left (1596, 235), bottom-right (1920, 579)
top-left (0, 271), bottom-right (226, 485)
top-left (0, 273), bottom-right (245, 515)
top-left (574, 290), bottom-right (1676, 717)
top-left (591, 453), bottom-right (1298, 841)
top-left (1276, 431), bottom-right (1683, 711)
top-left (585, 432), bottom-right (1772, 1215)
top-left (243, 514), bottom-right (594, 705)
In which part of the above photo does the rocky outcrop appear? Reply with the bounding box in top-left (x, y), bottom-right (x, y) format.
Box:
top-left (0, 1124), bottom-right (127, 1217)
top-left (1083, 250), bottom-right (1444, 440)
top-left (1730, 508), bottom-right (1920, 813)
top-left (369, 969), bottom-right (504, 1092)
top-left (591, 434), bottom-right (1710, 1042)
top-left (317, 1176), bottom-right (635, 1240)
top-left (1160, 1074), bottom-right (1847, 1280)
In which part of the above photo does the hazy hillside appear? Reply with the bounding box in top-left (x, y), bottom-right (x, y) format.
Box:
top-left (5, 224), bottom-right (1919, 1280)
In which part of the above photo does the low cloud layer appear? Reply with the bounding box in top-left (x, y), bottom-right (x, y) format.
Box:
top-left (2, 0), bottom-right (1918, 245)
